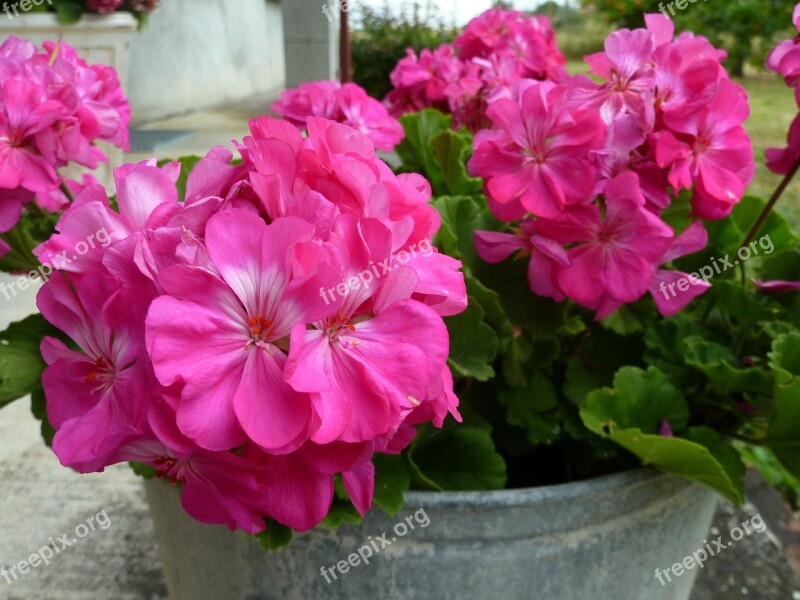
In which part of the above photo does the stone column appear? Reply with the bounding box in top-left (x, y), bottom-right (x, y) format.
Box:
top-left (283, 0), bottom-right (340, 86)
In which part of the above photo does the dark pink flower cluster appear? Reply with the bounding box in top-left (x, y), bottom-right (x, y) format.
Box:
top-left (87, 0), bottom-right (124, 13)
top-left (34, 117), bottom-right (466, 534)
top-left (386, 8), bottom-right (566, 132)
top-left (0, 37), bottom-right (130, 242)
top-left (272, 81), bottom-right (405, 152)
top-left (471, 14), bottom-right (754, 319)
top-left (765, 4), bottom-right (800, 174)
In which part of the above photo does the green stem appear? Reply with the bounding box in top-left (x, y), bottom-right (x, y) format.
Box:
top-left (742, 156), bottom-right (800, 249)
top-left (59, 182), bottom-right (75, 203)
top-left (26, 202), bottom-right (48, 219)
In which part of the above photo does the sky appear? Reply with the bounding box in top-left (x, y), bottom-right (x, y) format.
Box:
top-left (354, 0), bottom-right (565, 27)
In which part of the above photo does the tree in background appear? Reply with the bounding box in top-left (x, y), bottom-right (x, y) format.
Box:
top-left (352, 4), bottom-right (458, 100)
top-left (583, 0), bottom-right (794, 75)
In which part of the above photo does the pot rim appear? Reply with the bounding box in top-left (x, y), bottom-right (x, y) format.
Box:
top-left (402, 467), bottom-right (679, 508)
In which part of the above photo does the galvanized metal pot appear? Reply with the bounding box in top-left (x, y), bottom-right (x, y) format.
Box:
top-left (146, 468), bottom-right (718, 600)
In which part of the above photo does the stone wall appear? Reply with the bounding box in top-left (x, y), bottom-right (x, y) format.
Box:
top-left (128, 0), bottom-right (285, 124)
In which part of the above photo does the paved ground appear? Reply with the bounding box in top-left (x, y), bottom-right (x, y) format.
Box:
top-left (0, 100), bottom-right (798, 600)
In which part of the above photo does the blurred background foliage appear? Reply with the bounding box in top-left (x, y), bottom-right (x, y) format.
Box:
top-left (352, 3), bottom-right (459, 100)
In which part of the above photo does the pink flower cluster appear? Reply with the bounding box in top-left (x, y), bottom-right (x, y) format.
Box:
top-left (765, 3), bottom-right (800, 175)
top-left (87, 0), bottom-right (161, 14)
top-left (386, 8), bottom-right (566, 132)
top-left (34, 116), bottom-right (466, 534)
top-left (0, 37), bottom-right (130, 243)
top-left (471, 14), bottom-right (754, 319)
top-left (87, 0), bottom-right (125, 13)
top-left (272, 81), bottom-right (404, 152)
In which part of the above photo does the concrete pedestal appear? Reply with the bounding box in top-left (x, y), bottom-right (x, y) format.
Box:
top-left (283, 0), bottom-right (339, 86)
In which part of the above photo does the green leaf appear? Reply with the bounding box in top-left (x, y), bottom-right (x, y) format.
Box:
top-left (582, 388), bottom-right (744, 504)
top-left (372, 454), bottom-right (411, 516)
top-left (730, 196), bottom-right (798, 256)
top-left (128, 462), bottom-right (156, 480)
top-left (582, 366), bottom-right (689, 434)
top-left (643, 315), bottom-right (711, 388)
top-left (738, 444), bottom-right (800, 508)
top-left (659, 190), bottom-right (693, 236)
top-left (320, 498), bottom-right (363, 528)
top-left (445, 299), bottom-right (498, 381)
top-left (759, 249), bottom-right (800, 283)
top-left (0, 314), bottom-right (61, 408)
top-left (432, 195), bottom-right (498, 274)
top-left (602, 427), bottom-right (744, 504)
top-left (684, 426), bottom-right (747, 491)
top-left (55, 2), bottom-right (83, 24)
top-left (409, 427), bottom-right (507, 491)
top-left (0, 219), bottom-right (43, 273)
top-left (768, 332), bottom-right (800, 379)
top-left (599, 300), bottom-right (658, 335)
top-left (465, 275), bottom-right (513, 342)
top-left (254, 518), bottom-right (294, 551)
top-left (430, 129), bottom-right (483, 197)
top-left (704, 196), bottom-right (798, 261)
top-left (499, 378), bottom-right (561, 445)
top-left (763, 372), bottom-right (800, 478)
top-left (158, 156), bottom-right (202, 203)
top-left (684, 336), bottom-right (772, 394)
top-left (30, 386), bottom-right (55, 447)
top-left (396, 110), bottom-right (452, 195)
top-left (709, 281), bottom-right (773, 326)
top-left (563, 356), bottom-right (610, 406)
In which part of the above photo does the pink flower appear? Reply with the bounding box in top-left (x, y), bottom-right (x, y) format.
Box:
top-left (87, 0), bottom-right (124, 13)
top-left (454, 8), bottom-right (525, 60)
top-left (0, 36), bottom-right (131, 232)
top-left (337, 83), bottom-right (405, 152)
top-left (272, 81), bottom-right (341, 125)
top-left (454, 8), bottom-right (565, 81)
top-left (469, 80), bottom-right (606, 219)
top-left (146, 212), bottom-right (338, 452)
top-left (575, 28), bottom-right (656, 124)
top-left (474, 219), bottom-right (569, 302)
top-left (765, 4), bottom-right (800, 89)
top-left (252, 440), bottom-right (374, 530)
top-left (34, 162), bottom-right (179, 274)
top-left (766, 113), bottom-right (800, 175)
top-left (536, 174), bottom-right (674, 319)
top-left (386, 45), bottom-right (463, 117)
top-left (0, 80), bottom-right (63, 193)
top-left (272, 81), bottom-right (404, 151)
top-left (284, 218), bottom-right (453, 445)
top-left (37, 272), bottom-right (154, 473)
top-left (36, 116), bottom-right (466, 534)
top-left (386, 9), bottom-right (566, 130)
top-left (109, 395), bottom-right (275, 534)
top-left (765, 5), bottom-right (800, 174)
top-left (649, 220), bottom-right (712, 316)
top-left (656, 79), bottom-right (753, 219)
top-left (752, 279), bottom-right (800, 294)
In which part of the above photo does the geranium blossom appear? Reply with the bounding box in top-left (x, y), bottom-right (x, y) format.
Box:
top-left (765, 3), bottom-right (800, 175)
top-left (469, 80), bottom-right (605, 219)
top-left (35, 116), bottom-right (466, 534)
top-left (473, 13), bottom-right (748, 319)
top-left (0, 37), bottom-right (130, 252)
top-left (272, 81), bottom-right (404, 151)
top-left (386, 8), bottom-right (566, 132)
